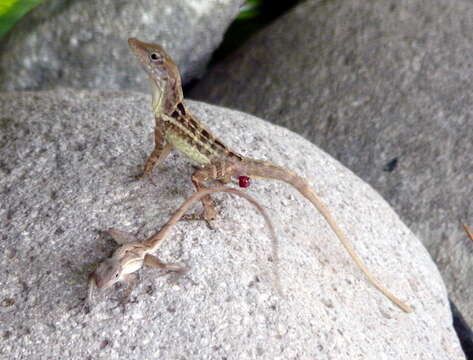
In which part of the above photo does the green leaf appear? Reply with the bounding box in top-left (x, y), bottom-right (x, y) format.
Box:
top-left (238, 0), bottom-right (262, 20)
top-left (0, 0), bottom-right (44, 39)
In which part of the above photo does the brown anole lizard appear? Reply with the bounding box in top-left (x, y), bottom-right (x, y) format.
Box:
top-left (89, 185), bottom-right (277, 301)
top-left (127, 38), bottom-right (413, 313)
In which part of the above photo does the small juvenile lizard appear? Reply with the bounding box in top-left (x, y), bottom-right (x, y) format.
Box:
top-left (127, 38), bottom-right (413, 313)
top-left (89, 185), bottom-right (277, 300)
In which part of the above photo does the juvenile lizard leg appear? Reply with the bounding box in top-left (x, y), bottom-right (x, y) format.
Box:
top-left (137, 124), bottom-right (172, 179)
top-left (144, 254), bottom-right (185, 273)
top-left (121, 273), bottom-right (138, 296)
top-left (118, 258), bottom-right (184, 305)
top-left (107, 228), bottom-right (137, 244)
top-left (114, 273), bottom-right (138, 310)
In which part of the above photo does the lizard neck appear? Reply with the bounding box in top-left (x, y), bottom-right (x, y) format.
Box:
top-left (150, 79), bottom-right (165, 115)
top-left (150, 73), bottom-right (183, 117)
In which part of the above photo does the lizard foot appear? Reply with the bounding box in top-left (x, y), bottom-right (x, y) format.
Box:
top-left (134, 164), bottom-right (154, 181)
top-left (134, 171), bottom-right (147, 181)
top-left (133, 171), bottom-right (159, 188)
top-left (181, 212), bottom-right (216, 229)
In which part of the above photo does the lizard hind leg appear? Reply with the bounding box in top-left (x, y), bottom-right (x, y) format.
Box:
top-left (184, 162), bottom-right (233, 224)
top-left (182, 164), bottom-right (230, 227)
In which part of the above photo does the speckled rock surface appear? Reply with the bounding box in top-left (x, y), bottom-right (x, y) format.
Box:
top-left (0, 90), bottom-right (465, 359)
top-left (189, 0), bottom-right (473, 331)
top-left (0, 0), bottom-right (244, 92)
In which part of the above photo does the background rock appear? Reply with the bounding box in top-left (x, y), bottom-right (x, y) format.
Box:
top-left (190, 0), bottom-right (473, 330)
top-left (0, 0), bottom-right (244, 92)
top-left (0, 89), bottom-right (464, 359)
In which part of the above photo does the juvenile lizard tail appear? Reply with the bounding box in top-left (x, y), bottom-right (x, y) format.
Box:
top-left (241, 158), bottom-right (412, 313)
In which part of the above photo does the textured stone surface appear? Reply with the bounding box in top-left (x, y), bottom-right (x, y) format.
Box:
top-left (0, 90), bottom-right (464, 359)
top-left (190, 0), bottom-right (473, 329)
top-left (0, 0), bottom-right (244, 92)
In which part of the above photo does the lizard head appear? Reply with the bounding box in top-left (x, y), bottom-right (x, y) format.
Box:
top-left (128, 37), bottom-right (183, 114)
top-left (91, 258), bottom-right (123, 289)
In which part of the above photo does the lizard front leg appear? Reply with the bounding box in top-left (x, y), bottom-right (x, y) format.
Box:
top-left (137, 121), bottom-right (172, 179)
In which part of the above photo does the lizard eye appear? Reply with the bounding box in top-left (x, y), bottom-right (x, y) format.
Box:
top-left (150, 53), bottom-right (162, 62)
top-left (115, 273), bottom-right (119, 278)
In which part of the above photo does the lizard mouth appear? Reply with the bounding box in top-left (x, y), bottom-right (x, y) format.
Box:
top-left (127, 37), bottom-right (153, 75)
top-left (127, 37), bottom-right (139, 48)
top-left (127, 37), bottom-right (164, 71)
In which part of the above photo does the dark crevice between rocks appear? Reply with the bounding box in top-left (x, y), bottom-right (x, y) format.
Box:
top-left (212, 0), bottom-right (304, 64)
top-left (450, 300), bottom-right (473, 359)
top-left (183, 0), bottom-right (304, 94)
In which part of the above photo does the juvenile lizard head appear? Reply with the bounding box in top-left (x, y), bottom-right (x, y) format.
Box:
top-left (91, 258), bottom-right (123, 289)
top-left (128, 37), bottom-right (183, 114)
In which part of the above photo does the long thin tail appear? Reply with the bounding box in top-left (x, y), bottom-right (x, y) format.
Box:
top-left (243, 158), bottom-right (412, 313)
top-left (143, 185), bottom-right (281, 292)
top-left (144, 185), bottom-right (278, 263)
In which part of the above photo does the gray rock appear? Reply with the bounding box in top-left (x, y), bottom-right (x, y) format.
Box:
top-left (190, 0), bottom-right (473, 329)
top-left (0, 89), bottom-right (464, 359)
top-left (0, 0), bottom-right (244, 92)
